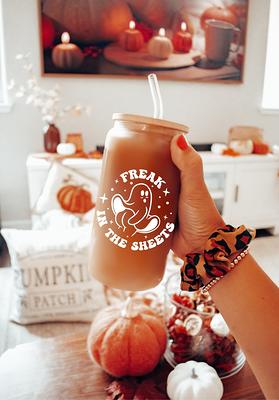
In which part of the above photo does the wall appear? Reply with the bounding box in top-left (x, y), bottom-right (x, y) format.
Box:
top-left (0, 0), bottom-right (278, 226)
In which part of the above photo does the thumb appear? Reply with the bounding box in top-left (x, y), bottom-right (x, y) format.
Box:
top-left (171, 134), bottom-right (205, 189)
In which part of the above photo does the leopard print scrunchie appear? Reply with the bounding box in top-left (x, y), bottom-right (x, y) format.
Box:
top-left (180, 225), bottom-right (256, 291)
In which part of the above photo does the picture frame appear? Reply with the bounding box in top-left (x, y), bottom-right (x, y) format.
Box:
top-left (39, 0), bottom-right (249, 83)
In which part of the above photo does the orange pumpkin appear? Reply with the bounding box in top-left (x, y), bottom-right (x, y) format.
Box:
top-left (87, 298), bottom-right (167, 377)
top-left (200, 6), bottom-right (238, 30)
top-left (253, 141), bottom-right (270, 155)
top-left (119, 26), bottom-right (144, 52)
top-left (172, 29), bottom-right (192, 53)
top-left (57, 185), bottom-right (95, 214)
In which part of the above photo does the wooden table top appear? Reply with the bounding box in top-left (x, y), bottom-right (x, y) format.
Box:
top-left (0, 333), bottom-right (264, 400)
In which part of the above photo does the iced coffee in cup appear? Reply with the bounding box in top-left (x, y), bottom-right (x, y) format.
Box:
top-left (89, 113), bottom-right (188, 291)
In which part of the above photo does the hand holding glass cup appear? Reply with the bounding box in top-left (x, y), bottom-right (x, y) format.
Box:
top-left (89, 75), bottom-right (188, 291)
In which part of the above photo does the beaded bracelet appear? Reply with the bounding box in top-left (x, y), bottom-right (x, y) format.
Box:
top-left (201, 248), bottom-right (249, 293)
top-left (180, 225), bottom-right (255, 292)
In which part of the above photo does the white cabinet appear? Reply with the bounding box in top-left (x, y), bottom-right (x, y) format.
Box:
top-left (200, 153), bottom-right (279, 234)
top-left (229, 162), bottom-right (279, 232)
top-left (203, 163), bottom-right (234, 218)
top-left (27, 153), bottom-right (279, 234)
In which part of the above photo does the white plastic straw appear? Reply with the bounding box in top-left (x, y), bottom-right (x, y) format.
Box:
top-left (148, 73), bottom-right (163, 119)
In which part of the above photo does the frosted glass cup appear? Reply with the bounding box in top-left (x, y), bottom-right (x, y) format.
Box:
top-left (89, 114), bottom-right (188, 291)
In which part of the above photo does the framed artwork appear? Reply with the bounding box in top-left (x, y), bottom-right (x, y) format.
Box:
top-left (39, 0), bottom-right (249, 82)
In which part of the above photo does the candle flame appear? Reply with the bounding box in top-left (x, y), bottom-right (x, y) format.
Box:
top-left (129, 20), bottom-right (135, 30)
top-left (61, 32), bottom-right (70, 44)
top-left (181, 22), bottom-right (187, 32)
top-left (159, 28), bottom-right (166, 37)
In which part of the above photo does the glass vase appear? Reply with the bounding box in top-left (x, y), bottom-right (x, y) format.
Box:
top-left (43, 123), bottom-right (60, 153)
top-left (164, 272), bottom-right (246, 379)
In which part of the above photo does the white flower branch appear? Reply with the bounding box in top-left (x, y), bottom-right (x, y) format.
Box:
top-left (10, 53), bottom-right (91, 126)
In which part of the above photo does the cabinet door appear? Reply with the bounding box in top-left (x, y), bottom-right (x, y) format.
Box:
top-left (203, 163), bottom-right (234, 220)
top-left (229, 163), bottom-right (279, 229)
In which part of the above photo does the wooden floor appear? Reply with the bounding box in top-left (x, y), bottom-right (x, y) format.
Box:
top-left (0, 234), bottom-right (278, 356)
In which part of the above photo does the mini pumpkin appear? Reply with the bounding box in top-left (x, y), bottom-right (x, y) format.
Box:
top-left (253, 141), bottom-right (270, 155)
top-left (148, 29), bottom-right (173, 60)
top-left (51, 34), bottom-right (84, 71)
top-left (167, 360), bottom-right (223, 400)
top-left (57, 185), bottom-right (95, 214)
top-left (87, 297), bottom-right (167, 377)
top-left (172, 24), bottom-right (192, 53)
top-left (119, 22), bottom-right (144, 52)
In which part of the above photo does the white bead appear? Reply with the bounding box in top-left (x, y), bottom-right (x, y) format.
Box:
top-left (234, 259), bottom-right (239, 264)
top-left (237, 255), bottom-right (242, 261)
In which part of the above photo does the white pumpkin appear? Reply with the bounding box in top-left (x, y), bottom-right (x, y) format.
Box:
top-left (229, 139), bottom-right (254, 155)
top-left (167, 360), bottom-right (224, 400)
top-left (148, 30), bottom-right (173, 60)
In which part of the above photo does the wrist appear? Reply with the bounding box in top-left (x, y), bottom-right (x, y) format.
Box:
top-left (194, 218), bottom-right (226, 254)
top-left (180, 224), bottom-right (256, 292)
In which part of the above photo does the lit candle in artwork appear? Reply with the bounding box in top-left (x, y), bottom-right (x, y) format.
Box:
top-left (172, 22), bottom-right (193, 53)
top-left (52, 32), bottom-right (84, 71)
top-left (148, 27), bottom-right (173, 60)
top-left (119, 20), bottom-right (144, 52)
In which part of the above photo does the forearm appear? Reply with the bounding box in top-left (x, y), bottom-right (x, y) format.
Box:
top-left (210, 253), bottom-right (279, 399)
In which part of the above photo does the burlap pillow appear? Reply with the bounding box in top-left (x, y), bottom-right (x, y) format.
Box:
top-left (2, 226), bottom-right (106, 324)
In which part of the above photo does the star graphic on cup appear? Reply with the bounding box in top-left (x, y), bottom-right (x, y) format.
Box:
top-left (163, 188), bottom-right (170, 196)
top-left (99, 193), bottom-right (108, 204)
top-left (164, 215), bottom-right (168, 220)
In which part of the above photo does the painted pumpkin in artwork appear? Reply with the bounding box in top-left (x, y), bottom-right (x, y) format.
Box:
top-left (57, 185), bottom-right (95, 214)
top-left (43, 0), bottom-right (133, 44)
top-left (127, 0), bottom-right (177, 29)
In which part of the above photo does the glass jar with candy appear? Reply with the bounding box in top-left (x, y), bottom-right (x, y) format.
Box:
top-left (164, 272), bottom-right (246, 378)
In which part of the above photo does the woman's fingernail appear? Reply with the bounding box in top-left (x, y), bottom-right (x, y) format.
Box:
top-left (177, 134), bottom-right (188, 151)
